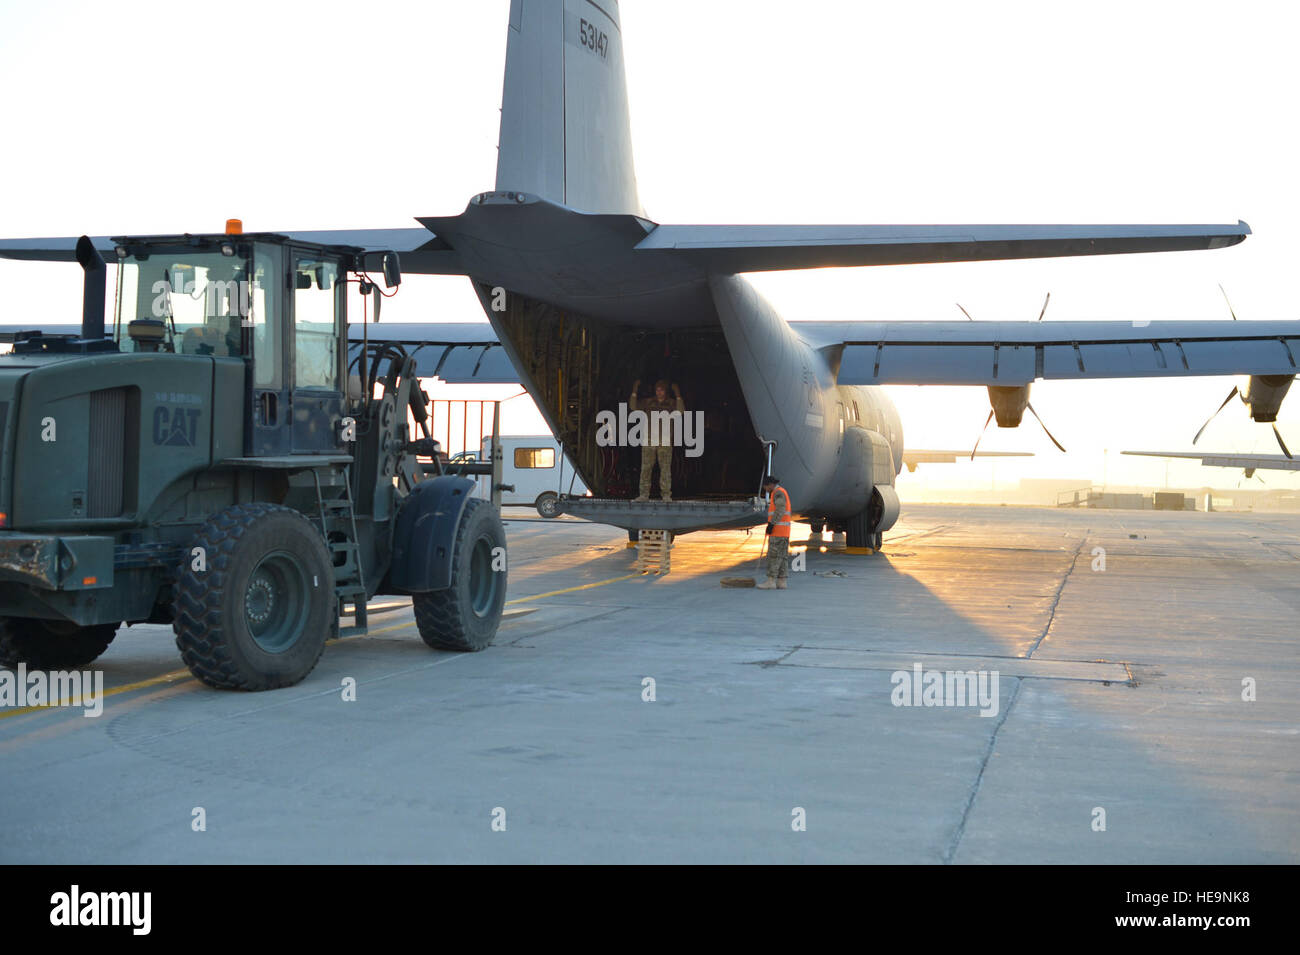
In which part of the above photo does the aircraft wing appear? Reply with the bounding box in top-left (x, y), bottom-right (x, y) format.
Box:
top-left (1122, 450), bottom-right (1300, 472)
top-left (790, 320), bottom-right (1300, 386)
top-left (0, 228), bottom-right (465, 274)
top-left (903, 450), bottom-right (1032, 470)
top-left (636, 222), bottom-right (1250, 272)
top-left (348, 322), bottom-right (516, 383)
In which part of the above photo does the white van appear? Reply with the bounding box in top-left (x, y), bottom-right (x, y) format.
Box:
top-left (450, 435), bottom-right (589, 517)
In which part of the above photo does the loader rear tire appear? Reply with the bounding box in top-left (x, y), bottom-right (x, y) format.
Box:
top-left (0, 618), bottom-right (118, 669)
top-left (413, 498), bottom-right (506, 651)
top-left (173, 503), bottom-right (335, 691)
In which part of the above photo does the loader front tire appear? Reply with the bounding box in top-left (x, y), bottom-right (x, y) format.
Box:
top-left (173, 504), bottom-right (335, 690)
top-left (413, 498), bottom-right (506, 651)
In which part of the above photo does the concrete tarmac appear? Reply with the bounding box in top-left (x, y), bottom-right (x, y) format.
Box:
top-left (1, 504), bottom-right (1296, 863)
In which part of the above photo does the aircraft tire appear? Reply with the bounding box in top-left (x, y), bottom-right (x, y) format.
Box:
top-left (845, 508), bottom-right (874, 549)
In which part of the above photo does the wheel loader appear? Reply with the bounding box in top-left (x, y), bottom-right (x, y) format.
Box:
top-left (0, 225), bottom-right (506, 689)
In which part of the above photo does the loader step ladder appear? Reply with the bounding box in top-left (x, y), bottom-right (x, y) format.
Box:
top-left (635, 529), bottom-right (672, 575)
top-left (313, 467), bottom-right (368, 637)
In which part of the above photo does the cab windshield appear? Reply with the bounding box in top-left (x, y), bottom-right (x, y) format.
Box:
top-left (113, 245), bottom-right (261, 357)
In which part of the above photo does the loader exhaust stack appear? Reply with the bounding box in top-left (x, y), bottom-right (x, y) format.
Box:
top-left (74, 235), bottom-right (105, 341)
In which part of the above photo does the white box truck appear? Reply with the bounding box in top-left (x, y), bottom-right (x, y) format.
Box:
top-left (450, 435), bottom-right (589, 517)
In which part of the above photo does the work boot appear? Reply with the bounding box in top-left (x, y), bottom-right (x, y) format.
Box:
top-left (662, 492), bottom-right (672, 502)
top-left (756, 576), bottom-right (777, 590)
top-left (776, 578), bottom-right (787, 589)
top-left (634, 495), bottom-right (649, 503)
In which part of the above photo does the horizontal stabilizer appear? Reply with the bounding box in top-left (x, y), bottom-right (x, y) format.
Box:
top-left (0, 228), bottom-right (464, 275)
top-left (0, 235), bottom-right (117, 261)
top-left (3, 322), bottom-right (518, 385)
top-left (637, 221), bottom-right (1249, 273)
top-left (278, 228), bottom-right (464, 274)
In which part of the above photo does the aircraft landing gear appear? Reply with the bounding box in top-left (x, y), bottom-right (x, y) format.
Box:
top-left (845, 493), bottom-right (887, 551)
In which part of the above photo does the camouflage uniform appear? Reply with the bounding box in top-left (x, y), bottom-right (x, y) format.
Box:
top-left (766, 487), bottom-right (790, 580)
top-left (630, 388), bottom-right (684, 500)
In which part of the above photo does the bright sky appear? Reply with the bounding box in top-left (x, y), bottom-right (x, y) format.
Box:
top-left (2, 0), bottom-right (1298, 492)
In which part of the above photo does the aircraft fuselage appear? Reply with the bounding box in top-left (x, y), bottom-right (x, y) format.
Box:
top-left (435, 197), bottom-right (904, 537)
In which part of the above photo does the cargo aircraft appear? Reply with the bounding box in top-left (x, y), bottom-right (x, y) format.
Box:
top-left (4, 0), bottom-right (1298, 548)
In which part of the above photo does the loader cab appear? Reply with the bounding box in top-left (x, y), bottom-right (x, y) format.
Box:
top-left (110, 232), bottom-right (358, 456)
top-left (257, 243), bottom-right (348, 456)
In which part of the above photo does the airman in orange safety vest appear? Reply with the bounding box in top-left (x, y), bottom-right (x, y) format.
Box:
top-left (757, 475), bottom-right (791, 590)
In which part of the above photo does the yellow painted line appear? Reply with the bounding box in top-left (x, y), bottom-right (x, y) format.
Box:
top-left (0, 621), bottom-right (414, 722)
top-left (0, 573), bottom-right (643, 722)
top-left (504, 572), bottom-right (643, 604)
top-left (0, 666), bottom-right (192, 721)
top-left (329, 619), bottom-right (413, 643)
top-left (339, 571), bottom-right (643, 626)
top-left (0, 682), bottom-right (195, 753)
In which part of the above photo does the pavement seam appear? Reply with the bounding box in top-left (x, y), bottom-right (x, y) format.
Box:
top-left (771, 662), bottom-right (1125, 684)
top-left (499, 605), bottom-right (632, 646)
top-left (941, 676), bottom-right (1023, 865)
top-left (1025, 537), bottom-right (1086, 659)
top-left (942, 536), bottom-right (1082, 863)
top-left (784, 644), bottom-right (1148, 665)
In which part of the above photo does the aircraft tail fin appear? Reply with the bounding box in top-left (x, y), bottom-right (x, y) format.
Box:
top-left (496, 0), bottom-right (643, 216)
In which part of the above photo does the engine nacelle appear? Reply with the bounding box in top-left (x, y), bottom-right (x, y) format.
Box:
top-left (988, 385), bottom-right (1030, 427)
top-left (1243, 375), bottom-right (1294, 423)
